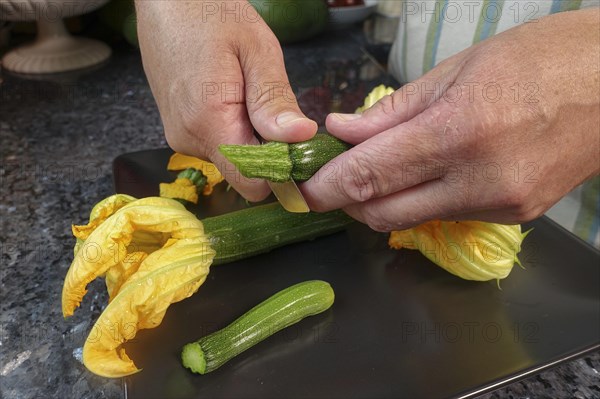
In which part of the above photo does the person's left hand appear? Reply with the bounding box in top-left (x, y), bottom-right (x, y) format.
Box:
top-left (300, 8), bottom-right (600, 232)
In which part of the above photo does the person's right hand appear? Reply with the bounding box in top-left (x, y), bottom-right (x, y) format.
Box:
top-left (135, 0), bottom-right (317, 201)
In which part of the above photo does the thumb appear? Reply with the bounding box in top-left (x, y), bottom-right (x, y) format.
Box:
top-left (239, 35), bottom-right (317, 142)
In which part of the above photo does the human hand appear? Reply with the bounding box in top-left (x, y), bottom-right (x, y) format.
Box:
top-left (135, 0), bottom-right (317, 201)
top-left (301, 8), bottom-right (600, 231)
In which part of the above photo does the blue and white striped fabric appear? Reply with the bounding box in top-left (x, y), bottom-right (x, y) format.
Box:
top-left (389, 0), bottom-right (598, 83)
top-left (388, 0), bottom-right (600, 247)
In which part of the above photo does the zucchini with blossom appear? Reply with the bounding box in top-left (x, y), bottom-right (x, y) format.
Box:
top-left (62, 195), bottom-right (352, 378)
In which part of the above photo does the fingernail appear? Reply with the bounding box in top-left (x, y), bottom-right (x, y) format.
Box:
top-left (276, 112), bottom-right (306, 127)
top-left (332, 113), bottom-right (362, 122)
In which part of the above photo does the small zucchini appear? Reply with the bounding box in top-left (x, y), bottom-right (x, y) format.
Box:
top-left (181, 280), bottom-right (335, 374)
top-left (219, 133), bottom-right (351, 183)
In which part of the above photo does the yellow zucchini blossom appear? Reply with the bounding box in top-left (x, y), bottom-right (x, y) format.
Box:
top-left (159, 177), bottom-right (200, 204)
top-left (356, 85), bottom-right (395, 113)
top-left (389, 221), bottom-right (530, 281)
top-left (72, 193), bottom-right (137, 256)
top-left (63, 195), bottom-right (215, 378)
top-left (167, 153), bottom-right (224, 195)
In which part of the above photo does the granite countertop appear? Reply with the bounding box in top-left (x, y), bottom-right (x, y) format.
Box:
top-left (1, 24), bottom-right (598, 399)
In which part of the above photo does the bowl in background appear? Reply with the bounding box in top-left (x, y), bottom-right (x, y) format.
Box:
top-left (0, 0), bottom-right (111, 74)
top-left (328, 0), bottom-right (378, 29)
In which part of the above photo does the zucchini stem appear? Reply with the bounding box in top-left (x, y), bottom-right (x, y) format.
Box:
top-left (218, 133), bottom-right (352, 183)
top-left (219, 141), bottom-right (292, 182)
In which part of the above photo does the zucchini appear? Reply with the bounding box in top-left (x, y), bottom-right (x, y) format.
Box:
top-left (219, 133), bottom-right (351, 183)
top-left (204, 202), bottom-right (353, 265)
top-left (65, 197), bottom-right (352, 378)
top-left (181, 280), bottom-right (335, 374)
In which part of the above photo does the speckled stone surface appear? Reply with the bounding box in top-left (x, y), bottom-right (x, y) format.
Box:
top-left (1, 28), bottom-right (598, 399)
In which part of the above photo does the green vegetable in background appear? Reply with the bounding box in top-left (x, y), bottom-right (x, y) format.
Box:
top-left (248, 0), bottom-right (329, 44)
top-left (98, 0), bottom-right (138, 47)
top-left (122, 13), bottom-right (138, 47)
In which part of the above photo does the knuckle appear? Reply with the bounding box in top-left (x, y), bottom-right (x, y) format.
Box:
top-left (514, 200), bottom-right (547, 223)
top-left (254, 82), bottom-right (297, 114)
top-left (347, 204), bottom-right (395, 233)
top-left (434, 105), bottom-right (478, 150)
top-left (497, 184), bottom-right (546, 223)
top-left (365, 216), bottom-right (395, 233)
top-left (520, 102), bottom-right (549, 133)
top-left (441, 178), bottom-right (473, 213)
top-left (371, 93), bottom-right (400, 117)
top-left (337, 151), bottom-right (384, 203)
top-left (253, 84), bottom-right (278, 111)
top-left (519, 205), bottom-right (546, 222)
top-left (308, 202), bottom-right (330, 213)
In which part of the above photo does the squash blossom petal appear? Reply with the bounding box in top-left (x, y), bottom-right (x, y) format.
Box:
top-left (82, 234), bottom-right (214, 377)
top-left (159, 177), bottom-right (200, 204)
top-left (63, 196), bottom-right (190, 315)
top-left (159, 169), bottom-right (210, 204)
top-left (72, 194), bottom-right (137, 256)
top-left (72, 194), bottom-right (159, 300)
top-left (356, 85), bottom-right (395, 113)
top-left (62, 196), bottom-right (216, 377)
top-left (389, 221), bottom-right (530, 281)
top-left (62, 196), bottom-right (215, 377)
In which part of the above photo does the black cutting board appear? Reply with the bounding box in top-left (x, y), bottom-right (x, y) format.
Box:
top-left (113, 149), bottom-right (600, 399)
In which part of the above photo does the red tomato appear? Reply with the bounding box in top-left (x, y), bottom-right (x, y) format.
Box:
top-left (327, 0), bottom-right (365, 7)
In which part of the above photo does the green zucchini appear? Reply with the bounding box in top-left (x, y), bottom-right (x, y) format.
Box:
top-left (219, 133), bottom-right (351, 183)
top-left (204, 202), bottom-right (353, 265)
top-left (289, 134), bottom-right (352, 181)
top-left (181, 280), bottom-right (334, 374)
